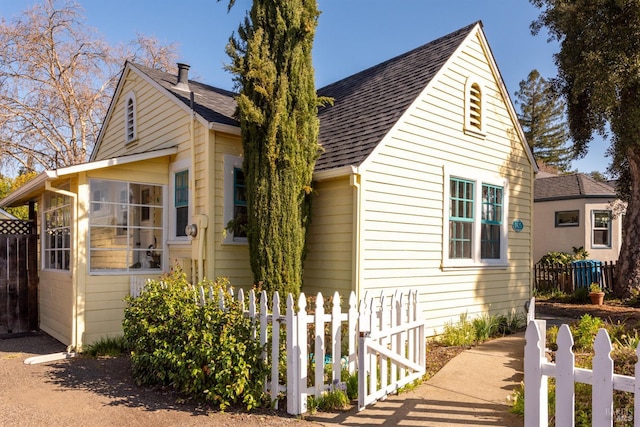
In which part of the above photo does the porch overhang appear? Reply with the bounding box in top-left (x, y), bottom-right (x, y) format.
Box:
top-left (0, 147), bottom-right (178, 207)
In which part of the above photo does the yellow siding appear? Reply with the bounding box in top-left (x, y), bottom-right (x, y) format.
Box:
top-left (303, 177), bottom-right (354, 299)
top-left (357, 32), bottom-right (533, 336)
top-left (95, 69), bottom-right (190, 161)
top-left (38, 270), bottom-right (73, 345)
top-left (208, 132), bottom-right (253, 290)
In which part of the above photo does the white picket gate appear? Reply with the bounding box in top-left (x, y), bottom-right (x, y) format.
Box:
top-left (130, 280), bottom-right (425, 415)
top-left (524, 319), bottom-right (640, 426)
top-left (358, 290), bottom-right (426, 410)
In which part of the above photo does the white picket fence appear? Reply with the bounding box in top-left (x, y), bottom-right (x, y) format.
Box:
top-left (130, 278), bottom-right (425, 415)
top-left (525, 318), bottom-right (640, 426)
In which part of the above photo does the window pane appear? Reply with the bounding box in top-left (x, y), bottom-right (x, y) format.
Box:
top-left (449, 221), bottom-right (472, 259)
top-left (481, 223), bottom-right (501, 259)
top-left (555, 210), bottom-right (579, 227)
top-left (176, 206), bottom-right (188, 237)
top-left (90, 249), bottom-right (130, 270)
top-left (593, 230), bottom-right (609, 246)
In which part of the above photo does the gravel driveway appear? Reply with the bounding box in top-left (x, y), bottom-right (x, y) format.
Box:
top-left (0, 332), bottom-right (317, 427)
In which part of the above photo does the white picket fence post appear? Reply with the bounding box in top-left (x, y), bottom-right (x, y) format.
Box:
top-left (525, 319), bottom-right (640, 426)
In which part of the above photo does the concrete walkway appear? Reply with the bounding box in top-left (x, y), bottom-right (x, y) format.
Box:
top-left (309, 333), bottom-right (525, 426)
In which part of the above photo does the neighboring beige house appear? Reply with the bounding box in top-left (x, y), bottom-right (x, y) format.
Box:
top-left (1, 21), bottom-right (535, 349)
top-left (533, 172), bottom-right (623, 263)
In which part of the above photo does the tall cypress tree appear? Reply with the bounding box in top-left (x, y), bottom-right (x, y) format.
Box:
top-left (223, 0), bottom-right (326, 298)
top-left (515, 69), bottom-right (572, 172)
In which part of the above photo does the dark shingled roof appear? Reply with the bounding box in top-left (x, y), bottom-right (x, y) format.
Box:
top-left (130, 62), bottom-right (238, 127)
top-left (534, 173), bottom-right (617, 202)
top-left (131, 22), bottom-right (478, 172)
top-left (315, 22), bottom-right (477, 171)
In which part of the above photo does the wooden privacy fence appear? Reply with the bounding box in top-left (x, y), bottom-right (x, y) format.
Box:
top-left (0, 220), bottom-right (38, 336)
top-left (524, 319), bottom-right (639, 426)
top-left (130, 280), bottom-right (425, 415)
top-left (534, 261), bottom-right (616, 293)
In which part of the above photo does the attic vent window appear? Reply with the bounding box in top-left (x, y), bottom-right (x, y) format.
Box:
top-left (469, 84), bottom-right (482, 129)
top-left (464, 77), bottom-right (486, 138)
top-left (125, 91), bottom-right (137, 144)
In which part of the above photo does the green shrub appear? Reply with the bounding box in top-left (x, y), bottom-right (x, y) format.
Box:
top-left (123, 270), bottom-right (269, 411)
top-left (439, 313), bottom-right (475, 346)
top-left (472, 313), bottom-right (499, 343)
top-left (538, 251), bottom-right (573, 266)
top-left (571, 314), bottom-right (603, 351)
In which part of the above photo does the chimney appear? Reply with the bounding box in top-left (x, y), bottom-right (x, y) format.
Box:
top-left (173, 63), bottom-right (190, 92)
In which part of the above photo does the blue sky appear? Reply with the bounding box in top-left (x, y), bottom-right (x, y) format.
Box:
top-left (1, 0), bottom-right (610, 174)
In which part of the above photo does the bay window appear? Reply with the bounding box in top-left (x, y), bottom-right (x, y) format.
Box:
top-left (89, 179), bottom-right (163, 272)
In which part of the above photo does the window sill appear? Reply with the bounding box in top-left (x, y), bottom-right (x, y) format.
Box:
top-left (441, 262), bottom-right (508, 271)
top-left (463, 127), bottom-right (486, 139)
top-left (168, 238), bottom-right (190, 245)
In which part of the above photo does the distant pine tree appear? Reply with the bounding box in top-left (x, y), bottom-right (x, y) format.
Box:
top-left (225, 0), bottom-right (329, 298)
top-left (515, 69), bottom-right (573, 172)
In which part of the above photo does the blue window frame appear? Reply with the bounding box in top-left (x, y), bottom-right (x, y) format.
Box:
top-left (449, 178), bottom-right (474, 259)
top-left (175, 170), bottom-right (188, 237)
top-left (481, 184), bottom-right (503, 259)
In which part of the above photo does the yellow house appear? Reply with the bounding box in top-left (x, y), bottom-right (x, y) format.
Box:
top-left (1, 21), bottom-right (535, 349)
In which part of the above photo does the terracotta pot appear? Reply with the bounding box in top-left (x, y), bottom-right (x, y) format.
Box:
top-left (589, 292), bottom-right (605, 305)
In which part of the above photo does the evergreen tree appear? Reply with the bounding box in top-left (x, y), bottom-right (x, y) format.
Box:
top-left (515, 69), bottom-right (572, 172)
top-left (531, 0), bottom-right (640, 297)
top-left (222, 0), bottom-right (328, 298)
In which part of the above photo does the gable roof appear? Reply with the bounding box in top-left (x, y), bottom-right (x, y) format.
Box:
top-left (534, 173), bottom-right (617, 202)
top-left (314, 22), bottom-right (478, 172)
top-left (93, 21), bottom-right (533, 174)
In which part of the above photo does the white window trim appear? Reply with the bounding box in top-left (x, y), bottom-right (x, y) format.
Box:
top-left (223, 154), bottom-right (247, 244)
top-left (463, 76), bottom-right (486, 138)
top-left (442, 165), bottom-right (508, 269)
top-left (168, 159), bottom-right (191, 244)
top-left (124, 91), bottom-right (137, 144)
top-left (591, 209), bottom-right (612, 249)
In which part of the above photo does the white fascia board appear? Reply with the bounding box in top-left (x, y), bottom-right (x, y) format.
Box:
top-left (57, 147), bottom-right (178, 177)
top-left (313, 165), bottom-right (358, 181)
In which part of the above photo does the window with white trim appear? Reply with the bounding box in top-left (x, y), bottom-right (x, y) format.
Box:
top-left (43, 191), bottom-right (71, 271)
top-left (464, 77), bottom-right (485, 137)
top-left (89, 179), bottom-right (163, 272)
top-left (223, 154), bottom-right (248, 243)
top-left (125, 91), bottom-right (137, 144)
top-left (444, 168), bottom-right (508, 267)
top-left (174, 170), bottom-right (189, 237)
top-left (592, 210), bottom-right (611, 248)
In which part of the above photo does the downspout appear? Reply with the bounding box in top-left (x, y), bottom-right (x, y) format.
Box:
top-left (350, 169), bottom-right (363, 300)
top-left (188, 91), bottom-right (199, 284)
top-left (45, 181), bottom-right (79, 353)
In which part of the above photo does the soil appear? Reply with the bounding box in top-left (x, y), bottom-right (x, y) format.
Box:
top-left (0, 333), bottom-right (464, 427)
top-left (4, 299), bottom-right (627, 427)
top-left (535, 298), bottom-right (640, 327)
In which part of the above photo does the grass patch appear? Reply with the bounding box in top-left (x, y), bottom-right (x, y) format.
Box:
top-left (82, 336), bottom-right (128, 357)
